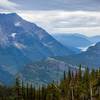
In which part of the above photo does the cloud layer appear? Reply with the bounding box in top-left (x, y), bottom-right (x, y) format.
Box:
top-left (0, 0), bottom-right (100, 36)
top-left (0, 0), bottom-right (18, 10)
top-left (18, 11), bottom-right (100, 36)
top-left (10, 0), bottom-right (100, 11)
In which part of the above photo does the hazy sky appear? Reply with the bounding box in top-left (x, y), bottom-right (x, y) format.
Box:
top-left (0, 0), bottom-right (100, 36)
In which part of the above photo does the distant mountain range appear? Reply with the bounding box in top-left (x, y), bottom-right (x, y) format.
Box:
top-left (19, 58), bottom-right (77, 85)
top-left (53, 33), bottom-right (92, 47)
top-left (0, 13), bottom-right (100, 85)
top-left (0, 13), bottom-right (76, 85)
top-left (89, 35), bottom-right (100, 43)
top-left (55, 42), bottom-right (100, 69)
top-left (52, 33), bottom-right (100, 51)
top-left (0, 13), bottom-right (76, 68)
top-left (19, 41), bottom-right (100, 84)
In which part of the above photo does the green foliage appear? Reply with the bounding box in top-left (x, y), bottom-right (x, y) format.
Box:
top-left (0, 67), bottom-right (100, 100)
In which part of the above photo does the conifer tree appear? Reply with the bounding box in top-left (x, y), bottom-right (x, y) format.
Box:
top-left (15, 77), bottom-right (22, 100)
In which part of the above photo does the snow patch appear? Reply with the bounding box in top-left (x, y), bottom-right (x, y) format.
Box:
top-left (43, 42), bottom-right (54, 47)
top-left (14, 42), bottom-right (26, 49)
top-left (78, 47), bottom-right (89, 52)
top-left (15, 22), bottom-right (21, 26)
top-left (78, 43), bottom-right (96, 52)
top-left (11, 33), bottom-right (16, 38)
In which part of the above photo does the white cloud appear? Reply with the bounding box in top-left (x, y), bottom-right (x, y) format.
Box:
top-left (18, 10), bottom-right (100, 36)
top-left (0, 0), bottom-right (19, 10)
top-left (9, 0), bottom-right (100, 11)
top-left (0, 0), bottom-right (100, 36)
top-left (0, 9), bottom-right (100, 36)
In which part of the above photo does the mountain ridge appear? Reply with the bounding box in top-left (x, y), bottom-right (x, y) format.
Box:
top-left (0, 13), bottom-right (76, 85)
top-left (55, 42), bottom-right (100, 69)
top-left (52, 33), bottom-right (92, 48)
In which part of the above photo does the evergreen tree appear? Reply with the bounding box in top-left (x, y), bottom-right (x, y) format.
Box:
top-left (0, 66), bottom-right (100, 100)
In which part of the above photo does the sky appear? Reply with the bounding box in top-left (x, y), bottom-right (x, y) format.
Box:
top-left (0, 0), bottom-right (100, 36)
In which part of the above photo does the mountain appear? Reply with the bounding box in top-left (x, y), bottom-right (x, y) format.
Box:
top-left (0, 13), bottom-right (75, 63)
top-left (89, 35), bottom-right (100, 43)
top-left (66, 46), bottom-right (81, 54)
top-left (0, 57), bottom-right (77, 85)
top-left (0, 65), bottom-right (15, 85)
top-left (52, 33), bottom-right (92, 48)
top-left (19, 58), bottom-right (77, 85)
top-left (56, 42), bottom-right (100, 69)
top-left (0, 13), bottom-right (75, 85)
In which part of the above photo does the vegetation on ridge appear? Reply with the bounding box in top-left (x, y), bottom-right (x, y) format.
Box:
top-left (0, 66), bottom-right (100, 100)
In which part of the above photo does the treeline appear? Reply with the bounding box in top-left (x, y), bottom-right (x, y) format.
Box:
top-left (0, 66), bottom-right (100, 100)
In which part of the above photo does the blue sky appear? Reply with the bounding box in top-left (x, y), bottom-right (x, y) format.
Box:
top-left (0, 0), bottom-right (100, 36)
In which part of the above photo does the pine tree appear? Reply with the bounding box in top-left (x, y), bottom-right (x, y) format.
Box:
top-left (26, 83), bottom-right (29, 100)
top-left (15, 77), bottom-right (22, 100)
top-left (21, 80), bottom-right (26, 100)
